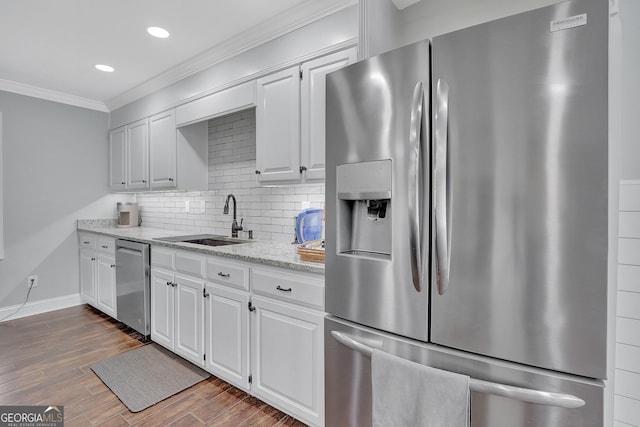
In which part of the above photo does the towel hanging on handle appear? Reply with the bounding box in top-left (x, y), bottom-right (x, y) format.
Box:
top-left (372, 349), bottom-right (470, 427)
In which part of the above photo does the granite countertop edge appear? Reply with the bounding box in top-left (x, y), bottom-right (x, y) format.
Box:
top-left (77, 222), bottom-right (324, 275)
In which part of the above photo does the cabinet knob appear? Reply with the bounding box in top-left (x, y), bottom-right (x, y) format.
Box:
top-left (91, 257), bottom-right (96, 261)
top-left (83, 241), bottom-right (90, 244)
top-left (299, 166), bottom-right (307, 174)
top-left (168, 178), bottom-right (174, 182)
top-left (121, 181), bottom-right (126, 185)
top-left (110, 264), bottom-right (116, 268)
top-left (142, 180), bottom-right (147, 183)
top-left (255, 170), bottom-right (261, 175)
top-left (166, 281), bottom-right (172, 286)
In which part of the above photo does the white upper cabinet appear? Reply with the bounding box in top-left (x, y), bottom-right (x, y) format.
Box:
top-left (109, 110), bottom-right (207, 192)
top-left (301, 47), bottom-right (357, 181)
top-left (256, 66), bottom-right (301, 183)
top-left (108, 126), bottom-right (127, 191)
top-left (176, 81), bottom-right (256, 127)
top-left (149, 110), bottom-right (177, 189)
top-left (126, 118), bottom-right (150, 190)
top-left (255, 47), bottom-right (357, 184)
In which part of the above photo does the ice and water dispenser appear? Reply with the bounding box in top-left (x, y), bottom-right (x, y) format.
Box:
top-left (336, 160), bottom-right (392, 260)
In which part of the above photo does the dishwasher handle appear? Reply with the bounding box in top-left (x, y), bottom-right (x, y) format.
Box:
top-left (116, 247), bottom-right (143, 257)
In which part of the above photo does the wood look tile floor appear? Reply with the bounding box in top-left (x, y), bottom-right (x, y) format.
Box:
top-left (0, 305), bottom-right (307, 426)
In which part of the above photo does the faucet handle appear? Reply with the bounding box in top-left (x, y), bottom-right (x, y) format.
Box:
top-left (238, 218), bottom-right (244, 230)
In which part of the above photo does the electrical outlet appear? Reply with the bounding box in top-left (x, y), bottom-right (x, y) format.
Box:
top-left (184, 200), bottom-right (190, 213)
top-left (199, 200), bottom-right (206, 214)
top-left (27, 275), bottom-right (38, 288)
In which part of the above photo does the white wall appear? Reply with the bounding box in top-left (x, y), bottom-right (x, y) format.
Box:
top-left (137, 109), bottom-right (324, 242)
top-left (616, 182), bottom-right (640, 426)
top-left (619, 0), bottom-right (640, 181)
top-left (0, 91), bottom-right (131, 311)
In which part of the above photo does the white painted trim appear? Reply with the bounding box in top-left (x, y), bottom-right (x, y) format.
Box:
top-left (0, 293), bottom-right (84, 322)
top-left (105, 0), bottom-right (357, 111)
top-left (0, 79), bottom-right (108, 112)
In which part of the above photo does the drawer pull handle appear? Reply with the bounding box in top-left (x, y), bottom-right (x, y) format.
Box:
top-left (110, 264), bottom-right (116, 268)
top-left (218, 272), bottom-right (230, 278)
top-left (166, 281), bottom-right (172, 287)
top-left (101, 245), bottom-right (109, 249)
top-left (83, 241), bottom-right (91, 244)
top-left (276, 285), bottom-right (292, 292)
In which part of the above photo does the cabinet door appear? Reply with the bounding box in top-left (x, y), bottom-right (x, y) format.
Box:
top-left (96, 254), bottom-right (117, 318)
top-left (151, 269), bottom-right (174, 349)
top-left (149, 110), bottom-right (177, 189)
top-left (80, 249), bottom-right (96, 306)
top-left (205, 284), bottom-right (249, 390)
top-left (301, 48), bottom-right (357, 181)
top-left (127, 118), bottom-right (149, 190)
top-left (255, 66), bottom-right (301, 183)
top-left (175, 274), bottom-right (205, 366)
top-left (250, 296), bottom-right (324, 427)
top-left (109, 126), bottom-right (127, 191)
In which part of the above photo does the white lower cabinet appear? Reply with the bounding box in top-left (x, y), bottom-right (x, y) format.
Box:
top-left (79, 233), bottom-right (117, 318)
top-left (151, 268), bottom-right (205, 367)
top-left (80, 249), bottom-right (97, 305)
top-left (150, 247), bottom-right (206, 367)
top-left (250, 295), bottom-right (324, 427)
top-left (205, 283), bottom-right (250, 390)
top-left (95, 254), bottom-right (117, 318)
top-left (150, 245), bottom-right (325, 426)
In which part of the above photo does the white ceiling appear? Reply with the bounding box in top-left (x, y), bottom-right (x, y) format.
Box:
top-left (0, 0), bottom-right (354, 111)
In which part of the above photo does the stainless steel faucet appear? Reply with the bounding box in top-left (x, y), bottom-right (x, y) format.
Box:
top-left (223, 194), bottom-right (243, 237)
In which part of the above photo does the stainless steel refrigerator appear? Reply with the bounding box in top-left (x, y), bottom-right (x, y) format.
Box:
top-left (324, 0), bottom-right (610, 425)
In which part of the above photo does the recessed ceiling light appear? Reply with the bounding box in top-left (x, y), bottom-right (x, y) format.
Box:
top-left (147, 26), bottom-right (170, 39)
top-left (95, 64), bottom-right (115, 73)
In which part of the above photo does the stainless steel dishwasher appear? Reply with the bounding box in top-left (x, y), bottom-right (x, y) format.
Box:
top-left (115, 239), bottom-right (150, 336)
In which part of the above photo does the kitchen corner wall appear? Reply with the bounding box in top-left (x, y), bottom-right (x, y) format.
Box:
top-left (136, 108), bottom-right (324, 242)
top-left (0, 90), bottom-right (132, 310)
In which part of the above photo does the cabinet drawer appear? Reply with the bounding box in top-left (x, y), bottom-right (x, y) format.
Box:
top-left (252, 267), bottom-right (324, 310)
top-left (206, 258), bottom-right (249, 291)
top-left (97, 237), bottom-right (116, 254)
top-left (152, 247), bottom-right (175, 270)
top-left (175, 251), bottom-right (206, 277)
top-left (79, 233), bottom-right (96, 249)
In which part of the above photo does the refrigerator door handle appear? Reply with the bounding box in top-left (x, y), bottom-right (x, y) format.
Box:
top-left (331, 331), bottom-right (586, 409)
top-left (434, 78), bottom-right (450, 295)
top-left (408, 80), bottom-right (424, 292)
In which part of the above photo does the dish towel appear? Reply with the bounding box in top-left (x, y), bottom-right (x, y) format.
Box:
top-left (372, 349), bottom-right (470, 427)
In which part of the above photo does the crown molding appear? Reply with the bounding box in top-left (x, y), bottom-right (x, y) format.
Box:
top-left (105, 0), bottom-right (357, 111)
top-left (0, 79), bottom-right (108, 112)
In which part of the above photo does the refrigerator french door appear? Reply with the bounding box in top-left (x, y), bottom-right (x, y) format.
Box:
top-left (325, 40), bottom-right (431, 342)
top-left (430, 0), bottom-right (608, 380)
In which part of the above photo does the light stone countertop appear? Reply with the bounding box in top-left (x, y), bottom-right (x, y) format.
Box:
top-left (77, 221), bottom-right (324, 275)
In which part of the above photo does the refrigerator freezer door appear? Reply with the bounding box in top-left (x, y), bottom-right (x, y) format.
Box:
top-left (431, 0), bottom-right (609, 378)
top-left (325, 316), bottom-right (604, 427)
top-left (325, 40), bottom-right (430, 341)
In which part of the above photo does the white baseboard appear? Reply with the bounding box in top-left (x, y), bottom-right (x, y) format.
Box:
top-left (0, 293), bottom-right (84, 322)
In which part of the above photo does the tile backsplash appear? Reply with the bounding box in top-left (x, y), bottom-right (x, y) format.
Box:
top-left (136, 108), bottom-right (324, 242)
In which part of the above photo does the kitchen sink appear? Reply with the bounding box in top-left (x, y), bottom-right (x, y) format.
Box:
top-left (154, 234), bottom-right (246, 247)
